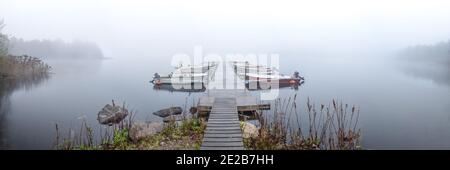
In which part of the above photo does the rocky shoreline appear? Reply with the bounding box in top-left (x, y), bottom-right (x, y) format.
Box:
top-left (56, 97), bottom-right (361, 150)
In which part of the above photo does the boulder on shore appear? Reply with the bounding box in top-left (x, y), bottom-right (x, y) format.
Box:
top-left (153, 107), bottom-right (182, 117)
top-left (97, 104), bottom-right (128, 125)
top-left (129, 122), bottom-right (163, 142)
top-left (242, 122), bottom-right (259, 138)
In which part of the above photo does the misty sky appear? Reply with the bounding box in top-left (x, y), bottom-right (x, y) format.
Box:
top-left (1, 0), bottom-right (450, 57)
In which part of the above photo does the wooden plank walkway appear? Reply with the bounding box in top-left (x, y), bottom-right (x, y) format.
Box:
top-left (200, 97), bottom-right (244, 150)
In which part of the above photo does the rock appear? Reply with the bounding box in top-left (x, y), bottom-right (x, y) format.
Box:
top-left (242, 122), bottom-right (259, 138)
top-left (163, 115), bottom-right (184, 123)
top-left (129, 122), bottom-right (163, 142)
top-left (153, 107), bottom-right (182, 117)
top-left (97, 104), bottom-right (128, 125)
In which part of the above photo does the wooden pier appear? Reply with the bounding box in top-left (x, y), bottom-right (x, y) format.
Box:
top-left (198, 61), bottom-right (271, 150)
top-left (200, 97), bottom-right (244, 150)
top-left (153, 60), bottom-right (300, 150)
top-left (197, 91), bottom-right (270, 117)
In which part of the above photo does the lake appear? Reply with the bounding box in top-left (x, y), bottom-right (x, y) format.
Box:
top-left (1, 51), bottom-right (449, 149)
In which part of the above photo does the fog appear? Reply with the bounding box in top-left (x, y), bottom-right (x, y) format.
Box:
top-left (1, 0), bottom-right (450, 149)
top-left (398, 40), bottom-right (450, 85)
top-left (8, 38), bottom-right (104, 59)
top-left (1, 0), bottom-right (450, 58)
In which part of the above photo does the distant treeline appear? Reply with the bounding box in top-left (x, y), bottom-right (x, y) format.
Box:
top-left (398, 40), bottom-right (450, 86)
top-left (8, 37), bottom-right (104, 59)
top-left (399, 40), bottom-right (450, 66)
top-left (0, 21), bottom-right (6, 57)
top-left (1, 20), bottom-right (50, 78)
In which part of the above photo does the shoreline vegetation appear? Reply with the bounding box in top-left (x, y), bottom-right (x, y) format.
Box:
top-left (1, 20), bottom-right (51, 80)
top-left (55, 101), bottom-right (206, 150)
top-left (0, 54), bottom-right (51, 79)
top-left (0, 20), bottom-right (51, 90)
top-left (55, 96), bottom-right (361, 150)
top-left (56, 118), bottom-right (206, 150)
top-left (245, 95), bottom-right (360, 150)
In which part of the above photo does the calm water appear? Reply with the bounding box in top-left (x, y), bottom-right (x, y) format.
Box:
top-left (1, 52), bottom-right (449, 149)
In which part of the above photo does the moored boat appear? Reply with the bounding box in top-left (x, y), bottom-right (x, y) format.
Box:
top-left (245, 80), bottom-right (304, 90)
top-left (175, 62), bottom-right (217, 73)
top-left (151, 72), bottom-right (208, 85)
top-left (152, 62), bottom-right (217, 85)
top-left (245, 71), bottom-right (304, 85)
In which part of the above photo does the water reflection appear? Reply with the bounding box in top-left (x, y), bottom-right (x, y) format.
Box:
top-left (0, 95), bottom-right (10, 149)
top-left (151, 81), bottom-right (305, 92)
top-left (399, 59), bottom-right (450, 86)
top-left (153, 83), bottom-right (206, 93)
top-left (397, 41), bottom-right (450, 86)
top-left (245, 81), bottom-right (305, 91)
top-left (46, 59), bottom-right (103, 75)
top-left (0, 74), bottom-right (49, 149)
top-left (403, 65), bottom-right (450, 86)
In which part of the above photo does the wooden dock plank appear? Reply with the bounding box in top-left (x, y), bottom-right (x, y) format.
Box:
top-left (207, 121), bottom-right (240, 124)
top-left (207, 122), bottom-right (240, 125)
top-left (206, 127), bottom-right (241, 130)
top-left (204, 133), bottom-right (242, 138)
top-left (201, 142), bottom-right (244, 147)
top-left (208, 119), bottom-right (238, 122)
top-left (209, 116), bottom-right (239, 119)
top-left (209, 113), bottom-right (237, 115)
top-left (203, 138), bottom-right (243, 142)
top-left (204, 130), bottom-right (243, 134)
top-left (200, 146), bottom-right (245, 150)
top-left (209, 115), bottom-right (239, 118)
top-left (201, 97), bottom-right (244, 150)
top-left (209, 116), bottom-right (238, 119)
top-left (207, 124), bottom-right (240, 127)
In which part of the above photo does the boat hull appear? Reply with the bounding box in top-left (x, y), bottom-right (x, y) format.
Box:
top-left (247, 76), bottom-right (302, 85)
top-left (245, 81), bottom-right (303, 90)
top-left (152, 76), bottom-right (207, 85)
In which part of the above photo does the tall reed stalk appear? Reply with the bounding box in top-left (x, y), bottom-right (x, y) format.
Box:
top-left (246, 94), bottom-right (361, 150)
top-left (55, 101), bottom-right (135, 150)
